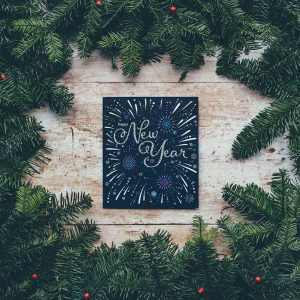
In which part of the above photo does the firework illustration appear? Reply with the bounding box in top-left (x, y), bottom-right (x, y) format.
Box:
top-left (159, 116), bottom-right (173, 132)
top-left (158, 175), bottom-right (172, 189)
top-left (185, 194), bottom-right (195, 204)
top-left (122, 156), bottom-right (136, 170)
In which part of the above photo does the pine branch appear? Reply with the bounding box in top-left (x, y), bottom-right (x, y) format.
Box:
top-left (222, 182), bottom-right (280, 222)
top-left (12, 18), bottom-right (45, 34)
top-left (0, 280), bottom-right (32, 300)
top-left (120, 38), bottom-right (143, 77)
top-left (218, 216), bottom-right (275, 247)
top-left (48, 192), bottom-right (93, 227)
top-left (0, 114), bottom-right (45, 160)
top-left (45, 0), bottom-right (85, 30)
top-left (47, 247), bottom-right (86, 300)
top-left (76, 1), bottom-right (104, 58)
top-left (0, 1), bottom-right (44, 18)
top-left (270, 170), bottom-right (295, 216)
top-left (179, 217), bottom-right (229, 299)
top-left (0, 153), bottom-right (50, 188)
top-left (258, 216), bottom-right (297, 261)
top-left (289, 122), bottom-right (300, 176)
top-left (63, 220), bottom-right (99, 250)
top-left (1, 234), bottom-right (59, 276)
top-left (220, 169), bottom-right (300, 296)
top-left (133, 230), bottom-right (179, 298)
top-left (13, 31), bottom-right (44, 59)
top-left (119, 18), bottom-right (144, 77)
top-left (190, 215), bottom-right (218, 244)
top-left (227, 48), bottom-right (300, 100)
top-left (43, 32), bottom-right (65, 63)
top-left (0, 67), bottom-right (40, 112)
top-left (47, 83), bottom-right (74, 115)
top-left (98, 32), bottom-right (126, 49)
top-left (0, 64), bottom-right (73, 114)
top-left (239, 0), bottom-right (270, 21)
top-left (15, 185), bottom-right (49, 218)
top-left (76, 32), bottom-right (94, 58)
top-left (86, 243), bottom-right (140, 299)
top-left (109, 269), bottom-right (147, 300)
top-left (0, 114), bottom-right (48, 187)
top-left (232, 98), bottom-right (300, 159)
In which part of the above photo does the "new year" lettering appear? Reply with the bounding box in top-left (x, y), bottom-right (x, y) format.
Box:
top-left (113, 119), bottom-right (187, 167)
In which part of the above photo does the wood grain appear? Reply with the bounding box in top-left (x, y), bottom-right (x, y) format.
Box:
top-left (30, 50), bottom-right (294, 246)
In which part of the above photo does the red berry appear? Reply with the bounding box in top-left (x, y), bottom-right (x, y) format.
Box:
top-left (1, 74), bottom-right (7, 80)
top-left (255, 276), bottom-right (262, 283)
top-left (198, 287), bottom-right (205, 294)
top-left (95, 1), bottom-right (104, 6)
top-left (169, 5), bottom-right (177, 12)
top-left (31, 273), bottom-right (38, 279)
top-left (83, 292), bottom-right (90, 299)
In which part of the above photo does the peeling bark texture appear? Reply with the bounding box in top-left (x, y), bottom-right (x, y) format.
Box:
top-left (30, 50), bottom-right (293, 247)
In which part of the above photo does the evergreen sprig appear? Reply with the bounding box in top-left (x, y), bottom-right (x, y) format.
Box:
top-left (219, 169), bottom-right (300, 299)
top-left (289, 122), bottom-right (300, 176)
top-left (0, 114), bottom-right (49, 187)
top-left (219, 0), bottom-right (300, 158)
top-left (0, 184), bottom-right (99, 300)
top-left (232, 99), bottom-right (300, 159)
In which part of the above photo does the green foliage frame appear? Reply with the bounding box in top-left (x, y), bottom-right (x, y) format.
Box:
top-left (1, 0), bottom-right (300, 299)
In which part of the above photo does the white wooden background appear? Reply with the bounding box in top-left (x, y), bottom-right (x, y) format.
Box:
top-left (30, 50), bottom-right (293, 249)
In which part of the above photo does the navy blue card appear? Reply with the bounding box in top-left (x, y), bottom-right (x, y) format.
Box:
top-left (103, 97), bottom-right (199, 209)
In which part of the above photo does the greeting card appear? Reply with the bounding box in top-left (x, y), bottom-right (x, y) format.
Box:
top-left (103, 97), bottom-right (199, 209)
